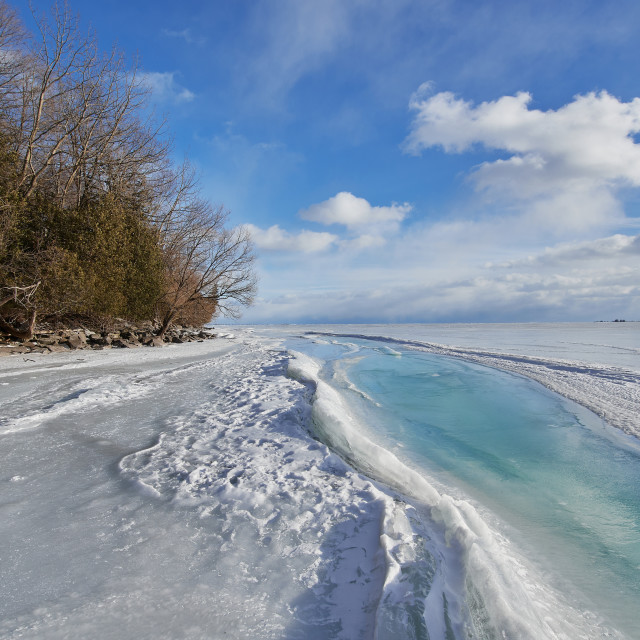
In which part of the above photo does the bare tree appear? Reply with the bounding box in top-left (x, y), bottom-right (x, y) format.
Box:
top-left (0, 1), bottom-right (26, 111)
top-left (155, 185), bottom-right (257, 336)
top-left (1, 2), bottom-right (168, 206)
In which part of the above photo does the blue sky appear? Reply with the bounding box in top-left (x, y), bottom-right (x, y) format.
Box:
top-left (22, 0), bottom-right (640, 323)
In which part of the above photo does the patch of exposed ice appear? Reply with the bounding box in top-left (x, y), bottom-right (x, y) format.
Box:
top-left (309, 331), bottom-right (640, 440)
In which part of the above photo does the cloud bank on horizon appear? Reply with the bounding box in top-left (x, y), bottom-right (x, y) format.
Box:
top-left (27, 0), bottom-right (640, 323)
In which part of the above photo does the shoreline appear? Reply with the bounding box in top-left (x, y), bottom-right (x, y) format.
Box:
top-left (285, 330), bottom-right (638, 639)
top-left (0, 325), bottom-right (219, 357)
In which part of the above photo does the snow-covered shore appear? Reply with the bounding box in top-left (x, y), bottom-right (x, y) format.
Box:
top-left (0, 332), bottom-right (423, 639)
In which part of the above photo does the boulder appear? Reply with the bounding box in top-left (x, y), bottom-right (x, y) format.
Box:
top-left (144, 336), bottom-right (165, 348)
top-left (66, 333), bottom-right (87, 350)
top-left (46, 344), bottom-right (70, 352)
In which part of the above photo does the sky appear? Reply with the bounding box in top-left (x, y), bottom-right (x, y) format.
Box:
top-left (21, 0), bottom-right (640, 323)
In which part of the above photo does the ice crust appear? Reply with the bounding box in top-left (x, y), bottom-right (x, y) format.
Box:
top-left (1, 335), bottom-right (431, 639)
top-left (0, 327), bottom-right (634, 639)
top-left (288, 348), bottom-right (623, 640)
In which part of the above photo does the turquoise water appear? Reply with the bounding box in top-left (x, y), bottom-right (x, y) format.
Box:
top-left (290, 334), bottom-right (640, 639)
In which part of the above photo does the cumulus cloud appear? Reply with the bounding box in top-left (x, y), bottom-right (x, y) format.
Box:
top-left (300, 191), bottom-right (411, 229)
top-left (246, 192), bottom-right (410, 260)
top-left (246, 224), bottom-right (337, 253)
top-left (404, 86), bottom-right (640, 231)
top-left (140, 71), bottom-right (195, 104)
top-left (295, 191), bottom-right (410, 249)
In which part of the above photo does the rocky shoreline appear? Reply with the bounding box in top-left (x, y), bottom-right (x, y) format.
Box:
top-left (0, 324), bottom-right (218, 356)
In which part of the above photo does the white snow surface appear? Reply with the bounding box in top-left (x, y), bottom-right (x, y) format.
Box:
top-left (0, 334), bottom-right (423, 639)
top-left (1, 324), bottom-right (636, 639)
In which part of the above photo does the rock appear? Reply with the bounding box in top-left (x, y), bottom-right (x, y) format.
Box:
top-left (46, 344), bottom-right (70, 353)
top-left (66, 333), bottom-right (86, 350)
top-left (144, 336), bottom-right (165, 347)
top-left (9, 345), bottom-right (30, 354)
top-left (1, 321), bottom-right (218, 357)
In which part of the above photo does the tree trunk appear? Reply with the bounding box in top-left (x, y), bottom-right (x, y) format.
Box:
top-left (156, 309), bottom-right (176, 339)
top-left (0, 307), bottom-right (37, 341)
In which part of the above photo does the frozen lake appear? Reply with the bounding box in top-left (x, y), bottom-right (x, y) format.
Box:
top-left (1, 323), bottom-right (638, 638)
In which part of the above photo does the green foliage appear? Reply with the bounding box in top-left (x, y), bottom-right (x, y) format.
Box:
top-left (0, 187), bottom-right (164, 323)
top-left (59, 195), bottom-right (164, 320)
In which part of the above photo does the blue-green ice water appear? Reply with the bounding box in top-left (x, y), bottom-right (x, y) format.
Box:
top-left (289, 334), bottom-right (640, 639)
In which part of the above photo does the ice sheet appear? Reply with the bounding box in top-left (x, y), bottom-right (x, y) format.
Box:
top-left (0, 338), bottom-right (395, 638)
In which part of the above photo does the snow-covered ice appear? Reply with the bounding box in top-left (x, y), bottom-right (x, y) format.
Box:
top-left (0, 335), bottom-right (421, 639)
top-left (1, 323), bottom-right (638, 639)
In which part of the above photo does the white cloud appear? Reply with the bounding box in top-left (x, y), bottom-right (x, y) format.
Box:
top-left (491, 233), bottom-right (640, 268)
top-left (239, 206), bottom-right (640, 323)
top-left (243, 0), bottom-right (353, 106)
top-left (404, 87), bottom-right (640, 232)
top-left (300, 191), bottom-right (410, 229)
top-left (294, 191), bottom-right (410, 250)
top-left (239, 233), bottom-right (640, 323)
top-left (246, 192), bottom-right (410, 260)
top-left (343, 234), bottom-right (388, 251)
top-left (246, 224), bottom-right (337, 253)
top-left (140, 71), bottom-right (195, 104)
